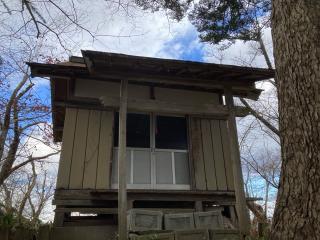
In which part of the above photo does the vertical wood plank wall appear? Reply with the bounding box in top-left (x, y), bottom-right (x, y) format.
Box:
top-left (189, 117), bottom-right (235, 191)
top-left (56, 108), bottom-right (234, 191)
top-left (56, 108), bottom-right (114, 189)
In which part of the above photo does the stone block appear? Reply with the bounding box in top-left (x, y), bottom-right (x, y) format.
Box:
top-left (128, 209), bottom-right (163, 231)
top-left (164, 213), bottom-right (195, 230)
top-left (209, 229), bottom-right (240, 240)
top-left (130, 232), bottom-right (175, 240)
top-left (194, 211), bottom-right (224, 229)
top-left (175, 229), bottom-right (209, 240)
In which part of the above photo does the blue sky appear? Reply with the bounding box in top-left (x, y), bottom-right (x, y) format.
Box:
top-left (157, 27), bottom-right (205, 62)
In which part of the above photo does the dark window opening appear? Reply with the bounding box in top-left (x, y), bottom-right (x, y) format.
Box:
top-left (114, 112), bottom-right (150, 148)
top-left (155, 116), bottom-right (188, 149)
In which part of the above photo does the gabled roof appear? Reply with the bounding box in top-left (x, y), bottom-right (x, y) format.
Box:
top-left (28, 50), bottom-right (274, 142)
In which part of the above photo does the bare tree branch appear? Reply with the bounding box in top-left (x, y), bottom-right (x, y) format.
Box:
top-left (9, 151), bottom-right (60, 175)
top-left (239, 98), bottom-right (279, 137)
top-left (241, 155), bottom-right (279, 189)
top-left (17, 161), bottom-right (37, 222)
top-left (0, 95), bottom-right (22, 186)
top-left (0, 74), bottom-right (29, 161)
top-left (257, 31), bottom-right (273, 70)
top-left (22, 0), bottom-right (41, 38)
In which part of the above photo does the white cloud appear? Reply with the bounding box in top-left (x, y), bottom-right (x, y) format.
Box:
top-left (60, 2), bottom-right (199, 59)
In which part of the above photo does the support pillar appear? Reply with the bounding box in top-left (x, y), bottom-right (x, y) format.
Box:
top-left (224, 87), bottom-right (251, 236)
top-left (118, 79), bottom-right (128, 240)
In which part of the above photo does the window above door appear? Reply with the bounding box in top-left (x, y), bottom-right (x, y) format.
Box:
top-left (114, 112), bottom-right (150, 148)
top-left (112, 113), bottom-right (190, 190)
top-left (155, 115), bottom-right (188, 150)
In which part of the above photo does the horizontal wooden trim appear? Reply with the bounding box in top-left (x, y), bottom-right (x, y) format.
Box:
top-left (55, 207), bottom-right (196, 214)
top-left (55, 189), bottom-right (237, 196)
top-left (246, 197), bottom-right (263, 201)
top-left (53, 197), bottom-right (261, 207)
top-left (100, 96), bottom-right (249, 117)
top-left (54, 98), bottom-right (249, 118)
top-left (100, 96), bottom-right (223, 116)
top-left (55, 207), bottom-right (118, 214)
top-left (53, 189), bottom-right (238, 205)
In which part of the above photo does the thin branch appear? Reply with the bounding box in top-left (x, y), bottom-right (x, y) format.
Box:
top-left (47, 0), bottom-right (95, 39)
top-left (0, 96), bottom-right (22, 186)
top-left (22, 0), bottom-right (41, 38)
top-left (9, 151), bottom-right (60, 174)
top-left (239, 98), bottom-right (279, 137)
top-left (20, 121), bottom-right (47, 131)
top-left (0, 74), bottom-right (29, 161)
top-left (241, 154), bottom-right (279, 189)
top-left (257, 31), bottom-right (273, 70)
top-left (17, 161), bottom-right (37, 222)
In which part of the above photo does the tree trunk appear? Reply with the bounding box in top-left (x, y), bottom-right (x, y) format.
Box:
top-left (270, 1), bottom-right (320, 239)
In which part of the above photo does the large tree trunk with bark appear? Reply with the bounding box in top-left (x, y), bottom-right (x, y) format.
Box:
top-left (270, 1), bottom-right (320, 239)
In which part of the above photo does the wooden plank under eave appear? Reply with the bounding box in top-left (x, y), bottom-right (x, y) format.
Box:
top-left (100, 96), bottom-right (231, 117)
top-left (200, 119), bottom-right (218, 191)
top-left (82, 110), bottom-right (101, 189)
top-left (189, 118), bottom-right (207, 190)
top-left (69, 109), bottom-right (90, 189)
top-left (56, 108), bottom-right (78, 189)
top-left (220, 120), bottom-right (235, 191)
top-left (96, 111), bottom-right (114, 189)
top-left (210, 120), bottom-right (228, 191)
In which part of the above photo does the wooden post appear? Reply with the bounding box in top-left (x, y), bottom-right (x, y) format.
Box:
top-left (53, 210), bottom-right (65, 227)
top-left (118, 79), bottom-right (128, 240)
top-left (195, 201), bottom-right (203, 212)
top-left (224, 87), bottom-right (251, 236)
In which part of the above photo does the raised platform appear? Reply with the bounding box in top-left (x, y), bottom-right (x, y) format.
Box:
top-left (53, 189), bottom-right (259, 227)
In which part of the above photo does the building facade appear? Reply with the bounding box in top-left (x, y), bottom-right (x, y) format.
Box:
top-left (29, 51), bottom-right (274, 237)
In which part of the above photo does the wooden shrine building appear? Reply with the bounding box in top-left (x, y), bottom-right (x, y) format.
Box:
top-left (28, 51), bottom-right (274, 239)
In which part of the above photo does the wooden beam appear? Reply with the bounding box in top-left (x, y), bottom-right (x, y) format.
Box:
top-left (55, 207), bottom-right (118, 214)
top-left (224, 87), bottom-right (251, 236)
top-left (118, 79), bottom-right (128, 240)
top-left (53, 189), bottom-right (238, 206)
top-left (99, 96), bottom-right (249, 117)
top-left (54, 98), bottom-right (249, 118)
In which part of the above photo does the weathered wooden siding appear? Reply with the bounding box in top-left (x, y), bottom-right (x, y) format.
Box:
top-left (154, 87), bottom-right (220, 105)
top-left (74, 79), bottom-right (150, 100)
top-left (56, 108), bottom-right (114, 189)
top-left (56, 107), bottom-right (234, 191)
top-left (189, 117), bottom-right (235, 191)
top-left (74, 80), bottom-right (220, 105)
